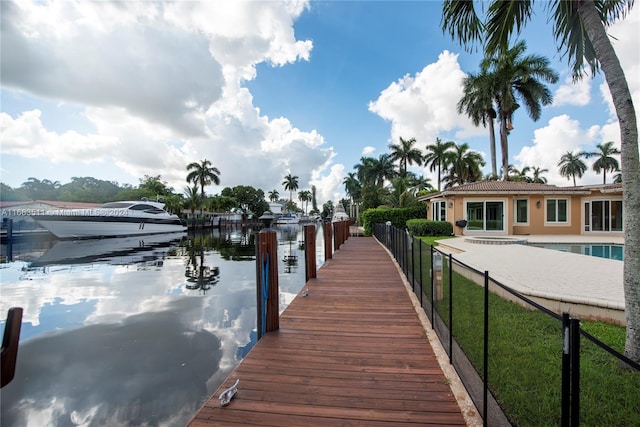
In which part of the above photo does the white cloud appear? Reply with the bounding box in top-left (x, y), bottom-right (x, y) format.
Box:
top-left (368, 51), bottom-right (471, 147)
top-left (361, 146), bottom-right (376, 156)
top-left (513, 114), bottom-right (602, 185)
top-left (0, 0), bottom-right (347, 205)
top-left (553, 76), bottom-right (591, 106)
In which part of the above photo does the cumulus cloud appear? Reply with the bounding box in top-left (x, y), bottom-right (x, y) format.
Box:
top-left (0, 0), bottom-right (348, 203)
top-left (553, 76), bottom-right (591, 106)
top-left (513, 114), bottom-right (601, 185)
top-left (368, 51), bottom-right (471, 146)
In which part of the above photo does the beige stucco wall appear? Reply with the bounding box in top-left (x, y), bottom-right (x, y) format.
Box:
top-left (426, 193), bottom-right (623, 237)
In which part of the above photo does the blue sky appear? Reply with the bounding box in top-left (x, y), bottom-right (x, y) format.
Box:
top-left (1, 1), bottom-right (638, 204)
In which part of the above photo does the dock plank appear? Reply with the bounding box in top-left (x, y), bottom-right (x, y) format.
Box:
top-left (187, 236), bottom-right (467, 426)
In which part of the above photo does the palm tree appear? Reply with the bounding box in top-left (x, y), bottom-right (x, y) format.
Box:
top-left (298, 190), bottom-right (311, 214)
top-left (186, 159), bottom-right (220, 215)
top-left (424, 137), bottom-right (456, 191)
top-left (282, 174), bottom-right (299, 203)
top-left (442, 0), bottom-right (639, 363)
top-left (583, 141), bottom-right (621, 184)
top-left (480, 41), bottom-right (559, 179)
top-left (183, 186), bottom-right (201, 226)
top-left (388, 137), bottom-right (423, 178)
top-left (558, 151), bottom-right (588, 186)
top-left (268, 190), bottom-right (279, 202)
top-left (529, 166), bottom-right (549, 184)
top-left (442, 143), bottom-right (485, 188)
top-left (458, 69), bottom-right (499, 177)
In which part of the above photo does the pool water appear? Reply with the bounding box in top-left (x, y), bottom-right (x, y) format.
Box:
top-left (529, 243), bottom-right (624, 261)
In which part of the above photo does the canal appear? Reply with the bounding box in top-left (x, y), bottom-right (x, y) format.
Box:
top-left (0, 225), bottom-right (324, 426)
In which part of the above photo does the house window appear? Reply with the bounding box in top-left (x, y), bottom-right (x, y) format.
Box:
top-left (515, 199), bottom-right (528, 224)
top-left (546, 199), bottom-right (568, 223)
top-left (431, 201), bottom-right (446, 221)
top-left (466, 201), bottom-right (504, 231)
top-left (585, 199), bottom-right (623, 232)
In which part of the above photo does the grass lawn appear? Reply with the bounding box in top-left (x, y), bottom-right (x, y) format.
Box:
top-left (411, 237), bottom-right (639, 426)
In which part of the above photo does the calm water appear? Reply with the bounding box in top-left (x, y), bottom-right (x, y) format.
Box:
top-left (0, 225), bottom-right (324, 427)
top-left (528, 243), bottom-right (624, 261)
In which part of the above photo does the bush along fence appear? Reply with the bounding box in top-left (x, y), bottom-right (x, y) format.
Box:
top-left (373, 223), bottom-right (639, 427)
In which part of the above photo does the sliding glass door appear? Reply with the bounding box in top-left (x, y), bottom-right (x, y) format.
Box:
top-left (466, 201), bottom-right (504, 231)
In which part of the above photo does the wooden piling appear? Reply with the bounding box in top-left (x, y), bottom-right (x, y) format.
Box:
top-left (1, 307), bottom-right (23, 388)
top-left (255, 230), bottom-right (279, 339)
top-left (304, 224), bottom-right (316, 282)
top-left (323, 222), bottom-right (332, 260)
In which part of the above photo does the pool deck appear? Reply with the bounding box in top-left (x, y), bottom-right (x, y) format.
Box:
top-left (435, 235), bottom-right (625, 324)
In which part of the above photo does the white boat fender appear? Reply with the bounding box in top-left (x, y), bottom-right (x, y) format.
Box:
top-left (218, 379), bottom-right (239, 407)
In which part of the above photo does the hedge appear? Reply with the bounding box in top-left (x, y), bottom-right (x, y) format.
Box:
top-left (360, 205), bottom-right (426, 235)
top-left (406, 218), bottom-right (453, 236)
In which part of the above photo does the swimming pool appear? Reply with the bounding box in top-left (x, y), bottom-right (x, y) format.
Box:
top-left (528, 243), bottom-right (624, 261)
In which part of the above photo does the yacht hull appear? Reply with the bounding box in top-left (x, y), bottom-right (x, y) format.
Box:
top-left (34, 217), bottom-right (186, 239)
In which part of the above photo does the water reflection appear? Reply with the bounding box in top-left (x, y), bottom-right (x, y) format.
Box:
top-left (0, 225), bottom-right (321, 427)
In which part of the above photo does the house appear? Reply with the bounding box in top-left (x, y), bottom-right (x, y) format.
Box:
top-left (417, 181), bottom-right (623, 237)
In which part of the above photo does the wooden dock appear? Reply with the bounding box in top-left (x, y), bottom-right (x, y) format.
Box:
top-left (188, 235), bottom-right (468, 426)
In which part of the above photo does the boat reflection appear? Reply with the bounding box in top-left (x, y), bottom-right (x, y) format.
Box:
top-left (29, 232), bottom-right (187, 268)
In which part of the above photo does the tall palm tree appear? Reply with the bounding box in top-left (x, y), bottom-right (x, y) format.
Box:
top-left (443, 143), bottom-right (485, 188)
top-left (343, 172), bottom-right (361, 202)
top-left (558, 151), bottom-right (588, 186)
top-left (458, 69), bottom-right (499, 177)
top-left (282, 174), bottom-right (299, 203)
top-left (442, 0), bottom-right (639, 363)
top-left (480, 41), bottom-right (559, 179)
top-left (298, 190), bottom-right (311, 214)
top-left (388, 137), bottom-right (423, 178)
top-left (268, 190), bottom-right (279, 202)
top-left (186, 159), bottom-right (220, 214)
top-left (424, 137), bottom-right (456, 191)
top-left (583, 141), bottom-right (621, 184)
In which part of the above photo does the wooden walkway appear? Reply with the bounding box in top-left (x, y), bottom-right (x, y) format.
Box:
top-left (187, 236), bottom-right (467, 426)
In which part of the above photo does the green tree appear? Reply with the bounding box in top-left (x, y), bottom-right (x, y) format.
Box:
top-left (186, 159), bottom-right (221, 214)
top-left (480, 41), bottom-right (559, 179)
top-left (388, 137), bottom-right (423, 178)
top-left (182, 186), bottom-right (201, 219)
top-left (583, 141), bottom-right (621, 184)
top-left (298, 190), bottom-right (311, 214)
top-left (529, 166), bottom-right (549, 184)
top-left (0, 183), bottom-right (29, 202)
top-left (139, 175), bottom-right (173, 197)
top-left (21, 177), bottom-right (61, 200)
top-left (268, 190), bottom-right (279, 202)
top-left (282, 174), bottom-right (299, 203)
top-left (442, 0), bottom-right (639, 363)
top-left (424, 137), bottom-right (456, 191)
top-left (220, 186), bottom-right (269, 217)
top-left (442, 143), bottom-right (485, 188)
top-left (558, 151), bottom-right (588, 186)
top-left (458, 69), bottom-right (499, 177)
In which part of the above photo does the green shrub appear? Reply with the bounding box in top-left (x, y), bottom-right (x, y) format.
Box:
top-left (360, 205), bottom-right (426, 235)
top-left (406, 219), bottom-right (453, 236)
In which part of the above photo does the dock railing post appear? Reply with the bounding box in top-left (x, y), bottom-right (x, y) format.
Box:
top-left (324, 222), bottom-right (332, 260)
top-left (333, 221), bottom-right (340, 250)
top-left (304, 224), bottom-right (316, 282)
top-left (256, 229), bottom-right (279, 339)
top-left (1, 307), bottom-right (23, 388)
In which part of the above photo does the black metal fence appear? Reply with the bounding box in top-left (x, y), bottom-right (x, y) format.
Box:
top-left (374, 223), bottom-right (639, 427)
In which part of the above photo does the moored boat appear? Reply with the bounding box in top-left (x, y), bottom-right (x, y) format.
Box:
top-left (30, 199), bottom-right (187, 239)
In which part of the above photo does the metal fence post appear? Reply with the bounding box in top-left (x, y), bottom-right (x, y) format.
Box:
top-left (561, 312), bottom-right (571, 427)
top-left (483, 270), bottom-right (489, 427)
top-left (570, 317), bottom-right (581, 427)
top-left (449, 253), bottom-right (453, 364)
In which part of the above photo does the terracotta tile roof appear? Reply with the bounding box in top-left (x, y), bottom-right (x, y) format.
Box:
top-left (418, 180), bottom-right (608, 200)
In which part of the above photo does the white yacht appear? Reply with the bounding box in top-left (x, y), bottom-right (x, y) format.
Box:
top-left (31, 199), bottom-right (187, 239)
